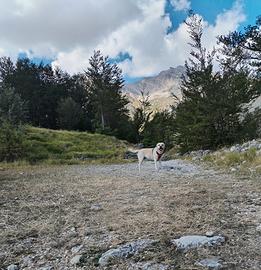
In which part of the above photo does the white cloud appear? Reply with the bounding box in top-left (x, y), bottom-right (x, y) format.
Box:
top-left (0, 0), bottom-right (141, 58)
top-left (0, 0), bottom-right (246, 78)
top-left (171, 0), bottom-right (191, 11)
top-left (202, 0), bottom-right (246, 52)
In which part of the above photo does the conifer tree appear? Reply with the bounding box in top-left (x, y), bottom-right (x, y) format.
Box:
top-left (175, 13), bottom-right (259, 152)
top-left (85, 51), bottom-right (129, 136)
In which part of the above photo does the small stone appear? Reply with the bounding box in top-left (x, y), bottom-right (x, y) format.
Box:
top-left (231, 168), bottom-right (237, 172)
top-left (195, 257), bottom-right (222, 269)
top-left (205, 231), bottom-right (214, 237)
top-left (67, 231), bottom-right (78, 238)
top-left (0, 253), bottom-right (5, 261)
top-left (7, 265), bottom-right (19, 270)
top-left (22, 256), bottom-right (33, 266)
top-left (131, 261), bottom-right (169, 270)
top-left (71, 244), bottom-right (83, 253)
top-left (39, 267), bottom-right (54, 270)
top-left (90, 204), bottom-right (102, 211)
top-left (256, 224), bottom-right (261, 232)
top-left (70, 254), bottom-right (83, 265)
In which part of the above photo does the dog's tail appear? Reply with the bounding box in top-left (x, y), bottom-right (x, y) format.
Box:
top-left (127, 148), bottom-right (139, 154)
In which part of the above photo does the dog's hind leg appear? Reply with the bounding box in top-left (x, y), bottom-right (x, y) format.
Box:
top-left (138, 159), bottom-right (143, 173)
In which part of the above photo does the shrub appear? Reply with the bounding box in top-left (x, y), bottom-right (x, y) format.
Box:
top-left (0, 121), bottom-right (26, 162)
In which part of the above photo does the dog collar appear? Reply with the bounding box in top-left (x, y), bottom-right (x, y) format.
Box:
top-left (156, 151), bottom-right (163, 160)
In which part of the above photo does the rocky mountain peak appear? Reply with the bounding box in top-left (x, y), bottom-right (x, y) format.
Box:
top-left (123, 66), bottom-right (185, 111)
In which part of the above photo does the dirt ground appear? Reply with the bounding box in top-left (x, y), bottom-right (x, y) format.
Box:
top-left (0, 160), bottom-right (260, 269)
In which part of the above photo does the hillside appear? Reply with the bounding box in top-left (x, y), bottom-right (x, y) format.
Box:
top-left (123, 66), bottom-right (185, 112)
top-left (22, 127), bottom-right (129, 164)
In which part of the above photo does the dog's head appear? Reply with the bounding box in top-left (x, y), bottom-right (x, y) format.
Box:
top-left (156, 142), bottom-right (165, 152)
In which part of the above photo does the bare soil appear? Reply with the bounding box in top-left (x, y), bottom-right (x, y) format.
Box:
top-left (0, 160), bottom-right (260, 269)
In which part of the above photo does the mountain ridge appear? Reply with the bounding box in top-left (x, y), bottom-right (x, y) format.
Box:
top-left (123, 65), bottom-right (261, 112)
top-left (123, 66), bottom-right (185, 111)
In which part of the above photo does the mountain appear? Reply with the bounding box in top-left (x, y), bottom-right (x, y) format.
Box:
top-left (123, 65), bottom-right (261, 113)
top-left (123, 66), bottom-right (185, 112)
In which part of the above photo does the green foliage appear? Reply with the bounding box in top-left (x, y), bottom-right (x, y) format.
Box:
top-left (241, 108), bottom-right (261, 140)
top-left (0, 85), bottom-right (28, 124)
top-left (219, 15), bottom-right (261, 73)
top-left (57, 97), bottom-right (88, 130)
top-left (0, 121), bottom-right (26, 162)
top-left (85, 50), bottom-right (130, 136)
top-left (142, 110), bottom-right (175, 147)
top-left (175, 13), bottom-right (260, 153)
top-left (0, 57), bottom-right (90, 131)
top-left (132, 91), bottom-right (152, 142)
top-left (243, 147), bottom-right (257, 162)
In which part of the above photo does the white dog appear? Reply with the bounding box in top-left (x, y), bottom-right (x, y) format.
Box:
top-left (130, 142), bottom-right (165, 172)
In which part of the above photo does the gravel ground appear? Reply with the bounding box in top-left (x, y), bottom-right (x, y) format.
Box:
top-left (0, 160), bottom-right (260, 269)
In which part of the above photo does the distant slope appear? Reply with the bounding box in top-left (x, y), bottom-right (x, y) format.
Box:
top-left (123, 66), bottom-right (185, 112)
top-left (123, 65), bottom-right (261, 113)
top-left (24, 127), bottom-right (128, 164)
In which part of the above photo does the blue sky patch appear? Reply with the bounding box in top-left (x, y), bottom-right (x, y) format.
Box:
top-left (109, 52), bottom-right (132, 64)
top-left (165, 0), bottom-right (260, 34)
top-left (18, 52), bottom-right (53, 66)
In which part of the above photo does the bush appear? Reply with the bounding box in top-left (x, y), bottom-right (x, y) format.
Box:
top-left (0, 121), bottom-right (26, 162)
top-left (0, 86), bottom-right (28, 125)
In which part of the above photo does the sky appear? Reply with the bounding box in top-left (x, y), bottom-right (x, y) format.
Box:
top-left (0, 0), bottom-right (260, 83)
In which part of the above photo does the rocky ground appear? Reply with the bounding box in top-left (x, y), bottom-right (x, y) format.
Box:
top-left (0, 160), bottom-right (260, 269)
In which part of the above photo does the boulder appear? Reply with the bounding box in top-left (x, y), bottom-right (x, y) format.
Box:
top-left (98, 239), bottom-right (157, 266)
top-left (172, 235), bottom-right (225, 251)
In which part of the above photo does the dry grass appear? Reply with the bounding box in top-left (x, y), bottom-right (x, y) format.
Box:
top-left (202, 148), bottom-right (261, 175)
top-left (0, 164), bottom-right (260, 269)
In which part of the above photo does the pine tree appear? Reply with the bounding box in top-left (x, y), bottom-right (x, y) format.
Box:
top-left (175, 14), bottom-right (218, 151)
top-left (85, 51), bottom-right (129, 136)
top-left (218, 15), bottom-right (261, 73)
top-left (57, 97), bottom-right (87, 130)
top-left (0, 57), bottom-right (15, 86)
top-left (0, 85), bottom-right (28, 125)
top-left (132, 90), bottom-right (152, 142)
top-left (218, 15), bottom-right (261, 140)
top-left (175, 13), bottom-right (259, 152)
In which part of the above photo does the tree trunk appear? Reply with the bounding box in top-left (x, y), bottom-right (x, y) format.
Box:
top-left (101, 107), bottom-right (105, 130)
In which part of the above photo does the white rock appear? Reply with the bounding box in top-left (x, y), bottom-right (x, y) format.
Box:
top-left (90, 204), bottom-right (102, 211)
top-left (256, 224), bottom-right (261, 232)
top-left (7, 265), bottom-right (19, 270)
top-left (195, 257), bottom-right (222, 269)
top-left (131, 261), bottom-right (169, 270)
top-left (71, 244), bottom-right (83, 253)
top-left (205, 231), bottom-right (214, 237)
top-left (98, 239), bottom-right (157, 266)
top-left (70, 254), bottom-right (82, 265)
top-left (172, 235), bottom-right (225, 251)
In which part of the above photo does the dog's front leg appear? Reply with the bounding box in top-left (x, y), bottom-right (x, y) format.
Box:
top-left (154, 159), bottom-right (158, 172)
top-left (159, 160), bottom-right (162, 170)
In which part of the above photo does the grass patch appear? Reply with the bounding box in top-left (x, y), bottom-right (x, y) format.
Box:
top-left (202, 147), bottom-right (261, 174)
top-left (3, 127), bottom-right (130, 165)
